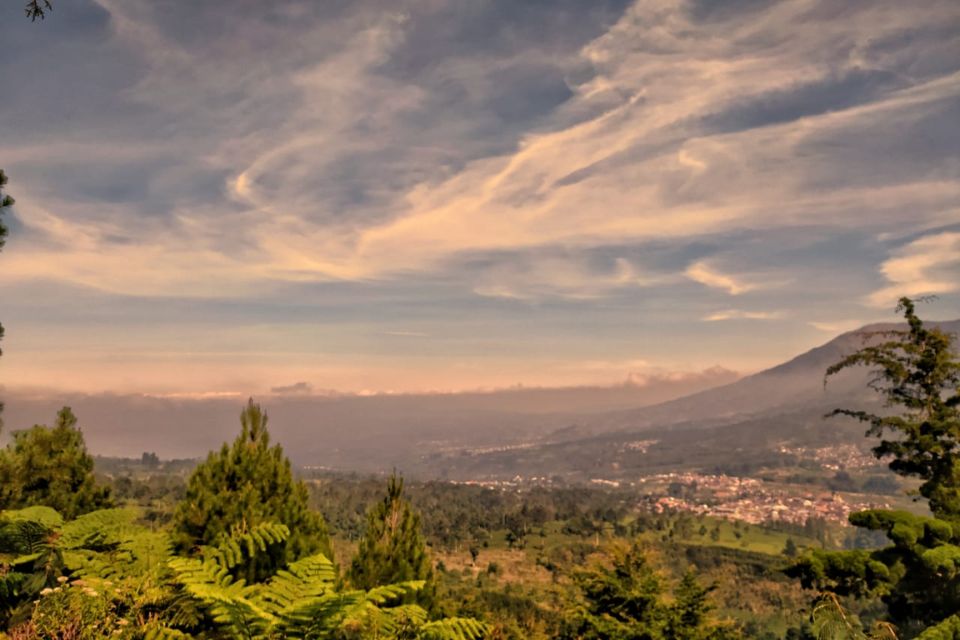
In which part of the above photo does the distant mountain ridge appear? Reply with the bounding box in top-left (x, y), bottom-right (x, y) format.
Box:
top-left (415, 318), bottom-right (959, 480)
top-left (1, 319), bottom-right (956, 479)
top-left (577, 319), bottom-right (960, 436)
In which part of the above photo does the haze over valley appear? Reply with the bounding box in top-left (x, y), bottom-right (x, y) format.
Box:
top-left (6, 321), bottom-right (957, 482)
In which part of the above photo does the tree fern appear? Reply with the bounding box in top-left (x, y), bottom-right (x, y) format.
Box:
top-left (167, 523), bottom-right (486, 639)
top-left (0, 506), bottom-right (66, 625)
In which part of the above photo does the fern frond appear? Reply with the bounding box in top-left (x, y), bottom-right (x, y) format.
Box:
top-left (275, 590), bottom-right (368, 636)
top-left (383, 603), bottom-right (429, 625)
top-left (255, 553), bottom-right (336, 614)
top-left (169, 555), bottom-right (273, 638)
top-left (1, 506), bottom-right (64, 529)
top-left (142, 626), bottom-right (192, 640)
top-left (205, 522), bottom-right (290, 571)
top-left (364, 580), bottom-right (425, 605)
top-left (812, 593), bottom-right (867, 640)
top-left (59, 508), bottom-right (137, 551)
top-left (418, 617), bottom-right (490, 640)
top-left (0, 517), bottom-right (56, 557)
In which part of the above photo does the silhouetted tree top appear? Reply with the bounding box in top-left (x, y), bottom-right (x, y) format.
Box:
top-left (25, 0), bottom-right (52, 21)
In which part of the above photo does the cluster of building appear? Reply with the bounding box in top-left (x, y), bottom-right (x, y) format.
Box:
top-left (639, 472), bottom-right (762, 494)
top-left (647, 472), bottom-right (887, 525)
top-left (777, 443), bottom-right (882, 471)
top-left (453, 475), bottom-right (553, 489)
top-left (619, 439), bottom-right (658, 453)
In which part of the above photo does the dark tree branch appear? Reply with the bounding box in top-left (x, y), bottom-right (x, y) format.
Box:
top-left (25, 0), bottom-right (52, 21)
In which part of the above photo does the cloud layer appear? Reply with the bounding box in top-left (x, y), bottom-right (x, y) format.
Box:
top-left (0, 0), bottom-right (958, 393)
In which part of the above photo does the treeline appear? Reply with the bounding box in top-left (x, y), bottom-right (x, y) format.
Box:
top-left (308, 475), bottom-right (636, 548)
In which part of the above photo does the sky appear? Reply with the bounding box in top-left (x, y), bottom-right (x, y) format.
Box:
top-left (0, 0), bottom-right (958, 396)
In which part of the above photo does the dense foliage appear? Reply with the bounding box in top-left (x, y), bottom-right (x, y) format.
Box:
top-left (791, 298), bottom-right (960, 637)
top-left (0, 404), bottom-right (492, 639)
top-left (560, 541), bottom-right (734, 639)
top-left (0, 408), bottom-right (112, 519)
top-left (0, 507), bottom-right (488, 639)
top-left (172, 399), bottom-right (331, 582)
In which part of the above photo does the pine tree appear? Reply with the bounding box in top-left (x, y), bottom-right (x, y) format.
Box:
top-left (0, 407), bottom-right (111, 518)
top-left (348, 473), bottom-right (433, 603)
top-left (171, 399), bottom-right (331, 582)
top-left (668, 571), bottom-right (716, 640)
top-left (825, 296), bottom-right (960, 519)
top-left (790, 298), bottom-right (960, 634)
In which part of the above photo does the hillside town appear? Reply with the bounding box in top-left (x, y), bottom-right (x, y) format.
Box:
top-left (644, 472), bottom-right (887, 525)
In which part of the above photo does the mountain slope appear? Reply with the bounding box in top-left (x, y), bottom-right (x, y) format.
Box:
top-left (425, 319), bottom-right (960, 480)
top-left (579, 319), bottom-right (960, 435)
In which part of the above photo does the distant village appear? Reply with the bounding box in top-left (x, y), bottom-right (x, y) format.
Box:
top-left (643, 472), bottom-right (887, 526)
top-left (455, 467), bottom-right (889, 526)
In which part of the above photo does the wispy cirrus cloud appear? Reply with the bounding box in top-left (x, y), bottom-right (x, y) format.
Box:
top-left (808, 320), bottom-right (865, 333)
top-left (866, 231), bottom-right (960, 308)
top-left (685, 261), bottom-right (754, 295)
top-left (472, 253), bottom-right (663, 301)
top-left (3, 0), bottom-right (958, 297)
top-left (702, 310), bottom-right (782, 322)
top-left (0, 0), bottom-right (958, 393)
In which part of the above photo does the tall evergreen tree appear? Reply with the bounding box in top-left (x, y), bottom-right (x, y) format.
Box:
top-left (790, 298), bottom-right (960, 634)
top-left (348, 473), bottom-right (433, 600)
top-left (0, 407), bottom-right (111, 518)
top-left (825, 296), bottom-right (960, 519)
top-left (668, 571), bottom-right (717, 640)
top-left (172, 399), bottom-right (331, 582)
